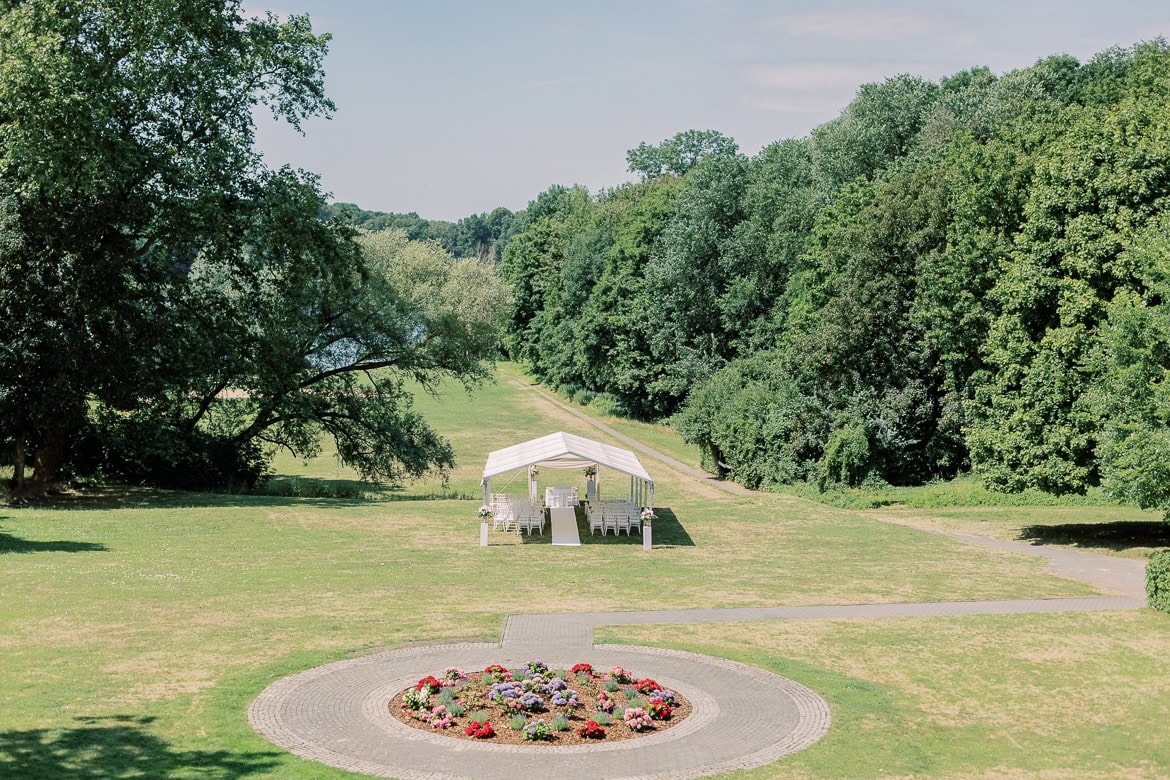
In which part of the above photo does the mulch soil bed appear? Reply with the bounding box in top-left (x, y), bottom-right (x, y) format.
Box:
top-left (388, 663), bottom-right (692, 745)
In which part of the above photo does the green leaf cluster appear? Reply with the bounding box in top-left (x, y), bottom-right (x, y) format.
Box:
top-left (501, 39), bottom-right (1170, 509)
top-left (0, 1), bottom-right (507, 491)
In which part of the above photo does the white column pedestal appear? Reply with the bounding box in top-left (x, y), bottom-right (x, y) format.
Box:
top-left (480, 521), bottom-right (489, 547)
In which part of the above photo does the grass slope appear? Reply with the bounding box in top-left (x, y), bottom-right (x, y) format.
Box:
top-left (0, 363), bottom-right (1164, 778)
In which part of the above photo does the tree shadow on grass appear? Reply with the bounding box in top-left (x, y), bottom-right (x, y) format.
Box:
top-left (0, 716), bottom-right (281, 779)
top-left (4, 478), bottom-right (480, 512)
top-left (1018, 520), bottom-right (1170, 552)
top-left (3, 484), bottom-right (376, 511)
top-left (0, 528), bottom-right (108, 554)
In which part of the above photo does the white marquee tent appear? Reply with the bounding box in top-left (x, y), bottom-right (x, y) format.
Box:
top-left (481, 431), bottom-right (654, 509)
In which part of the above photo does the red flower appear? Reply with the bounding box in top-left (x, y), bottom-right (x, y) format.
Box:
top-left (570, 663), bottom-right (593, 675)
top-left (576, 719), bottom-right (606, 739)
top-left (635, 678), bottom-right (661, 695)
top-left (483, 664), bottom-right (508, 675)
top-left (416, 675), bottom-right (441, 691)
top-left (464, 720), bottom-right (495, 738)
top-left (647, 701), bottom-right (672, 720)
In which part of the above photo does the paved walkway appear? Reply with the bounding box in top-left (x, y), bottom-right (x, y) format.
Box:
top-left (251, 583), bottom-right (1143, 780)
top-left (250, 639), bottom-right (831, 780)
top-left (251, 381), bottom-right (1151, 778)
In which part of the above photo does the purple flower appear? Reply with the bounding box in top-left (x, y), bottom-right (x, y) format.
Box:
top-left (518, 692), bottom-right (546, 712)
top-left (551, 689), bottom-right (578, 707)
top-left (541, 677), bottom-right (568, 694)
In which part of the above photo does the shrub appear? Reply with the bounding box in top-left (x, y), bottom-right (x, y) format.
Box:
top-left (820, 414), bottom-right (870, 489)
top-left (551, 715), bottom-right (570, 731)
top-left (509, 714), bottom-right (526, 731)
top-left (1148, 549), bottom-right (1170, 613)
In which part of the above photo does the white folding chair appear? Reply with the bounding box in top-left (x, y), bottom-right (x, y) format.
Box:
top-left (589, 504), bottom-right (604, 535)
top-left (605, 506), bottom-right (619, 536)
top-left (491, 494), bottom-right (508, 531)
top-left (614, 509), bottom-right (631, 536)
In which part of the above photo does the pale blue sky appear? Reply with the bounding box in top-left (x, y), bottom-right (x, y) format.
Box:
top-left (250, 1), bottom-right (1170, 221)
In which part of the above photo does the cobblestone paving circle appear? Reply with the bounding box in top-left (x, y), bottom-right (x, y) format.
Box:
top-left (249, 642), bottom-right (830, 779)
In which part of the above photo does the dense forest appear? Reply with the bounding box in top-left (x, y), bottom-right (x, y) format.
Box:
top-left (497, 41), bottom-right (1170, 516)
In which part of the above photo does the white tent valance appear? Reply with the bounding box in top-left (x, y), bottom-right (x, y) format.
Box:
top-left (481, 431), bottom-right (654, 510)
top-left (482, 431), bottom-right (652, 482)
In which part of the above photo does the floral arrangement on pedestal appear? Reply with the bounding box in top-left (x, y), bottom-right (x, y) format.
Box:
top-left (389, 661), bottom-right (689, 744)
top-left (477, 505), bottom-right (492, 519)
top-left (640, 508), bottom-right (656, 524)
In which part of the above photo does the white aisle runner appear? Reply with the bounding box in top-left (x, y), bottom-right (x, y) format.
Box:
top-left (549, 507), bottom-right (581, 546)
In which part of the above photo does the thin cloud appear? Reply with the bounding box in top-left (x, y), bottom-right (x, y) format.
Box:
top-left (744, 62), bottom-right (907, 90)
top-left (741, 94), bottom-right (848, 115)
top-left (772, 10), bottom-right (947, 42)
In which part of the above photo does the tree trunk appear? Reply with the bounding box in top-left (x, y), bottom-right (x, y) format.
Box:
top-left (33, 428), bottom-right (66, 485)
top-left (13, 435), bottom-right (26, 491)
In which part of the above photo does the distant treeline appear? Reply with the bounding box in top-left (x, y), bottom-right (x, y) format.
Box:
top-left (494, 40), bottom-right (1170, 515)
top-left (320, 202), bottom-right (518, 264)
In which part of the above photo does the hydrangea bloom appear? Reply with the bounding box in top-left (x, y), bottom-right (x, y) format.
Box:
top-left (623, 707), bottom-right (653, 732)
top-left (550, 688), bottom-right (577, 708)
top-left (651, 689), bottom-right (676, 705)
top-left (489, 681), bottom-right (522, 704)
top-left (541, 677), bottom-right (567, 694)
top-left (518, 692), bottom-right (545, 712)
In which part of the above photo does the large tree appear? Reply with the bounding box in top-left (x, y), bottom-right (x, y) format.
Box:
top-left (0, 1), bottom-right (501, 491)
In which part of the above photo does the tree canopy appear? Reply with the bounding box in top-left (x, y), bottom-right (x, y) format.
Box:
top-left (0, 0), bottom-right (504, 492)
top-left (500, 39), bottom-right (1170, 515)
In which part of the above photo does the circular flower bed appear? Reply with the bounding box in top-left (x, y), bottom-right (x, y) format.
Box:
top-left (388, 661), bottom-right (692, 745)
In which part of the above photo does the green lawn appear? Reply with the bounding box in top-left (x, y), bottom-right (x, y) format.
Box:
top-left (1, 363), bottom-right (1166, 778)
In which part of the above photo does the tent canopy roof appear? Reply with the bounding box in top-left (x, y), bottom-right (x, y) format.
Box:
top-left (482, 431), bottom-right (652, 484)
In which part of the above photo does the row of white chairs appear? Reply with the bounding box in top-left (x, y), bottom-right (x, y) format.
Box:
top-left (491, 494), bottom-right (547, 535)
top-left (587, 499), bottom-right (641, 536)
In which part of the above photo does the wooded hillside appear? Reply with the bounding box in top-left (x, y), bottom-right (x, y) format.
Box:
top-left (499, 41), bottom-right (1170, 516)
